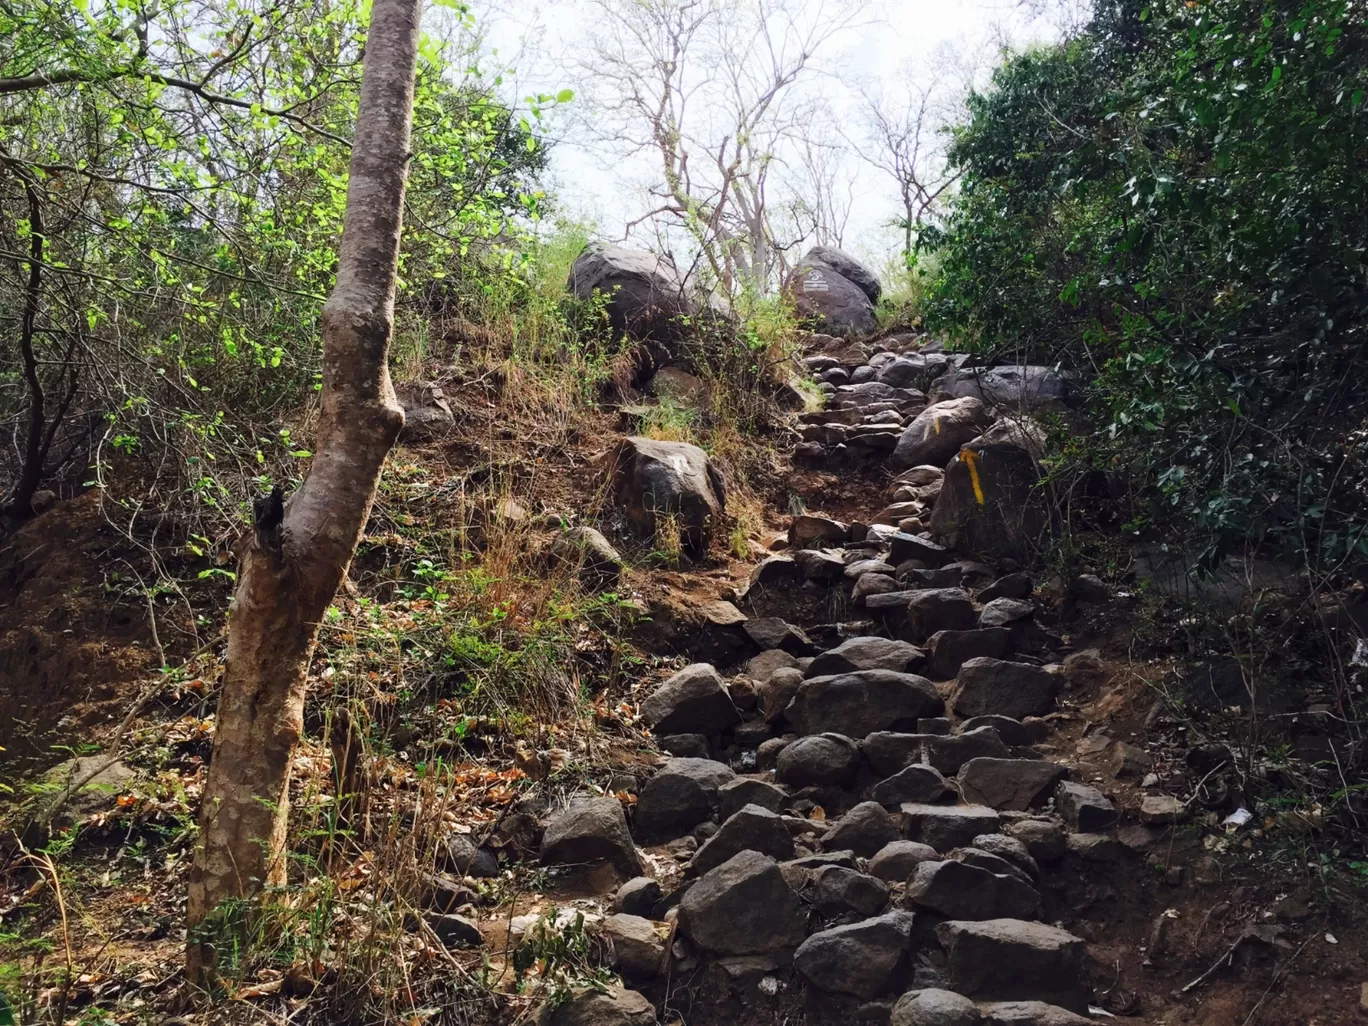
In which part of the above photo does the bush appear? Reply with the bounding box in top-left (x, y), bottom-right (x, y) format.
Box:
top-left (923, 0), bottom-right (1368, 576)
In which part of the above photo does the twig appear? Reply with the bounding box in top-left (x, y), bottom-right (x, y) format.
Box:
top-left (1179, 933), bottom-right (1247, 994)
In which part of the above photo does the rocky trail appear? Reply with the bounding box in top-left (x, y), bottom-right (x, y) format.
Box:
top-left (441, 327), bottom-right (1359, 1026)
top-left (4, 250), bottom-right (1364, 1026)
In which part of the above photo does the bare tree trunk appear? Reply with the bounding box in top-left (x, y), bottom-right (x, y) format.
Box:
top-left (185, 0), bottom-right (422, 983)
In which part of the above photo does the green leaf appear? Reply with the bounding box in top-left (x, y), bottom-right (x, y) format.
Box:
top-left (556, 88), bottom-right (575, 103)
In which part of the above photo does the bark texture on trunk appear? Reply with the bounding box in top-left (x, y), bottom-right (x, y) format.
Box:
top-left (185, 0), bottom-right (422, 982)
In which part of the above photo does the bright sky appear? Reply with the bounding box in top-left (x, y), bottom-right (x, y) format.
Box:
top-left (475, 0), bottom-right (1071, 275)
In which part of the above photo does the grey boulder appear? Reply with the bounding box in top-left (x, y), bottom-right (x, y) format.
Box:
top-left (540, 797), bottom-right (642, 879)
top-left (640, 663), bottom-right (740, 736)
top-left (677, 850), bottom-right (808, 955)
top-left (793, 910), bottom-right (916, 998)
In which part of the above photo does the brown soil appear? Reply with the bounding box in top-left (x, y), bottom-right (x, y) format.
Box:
top-left (2, 363), bottom-right (1366, 1026)
top-left (0, 491), bottom-right (165, 770)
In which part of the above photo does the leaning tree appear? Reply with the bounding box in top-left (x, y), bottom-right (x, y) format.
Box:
top-left (184, 0), bottom-right (424, 981)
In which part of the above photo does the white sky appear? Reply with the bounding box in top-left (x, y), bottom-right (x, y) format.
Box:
top-left (474, 0), bottom-right (1071, 274)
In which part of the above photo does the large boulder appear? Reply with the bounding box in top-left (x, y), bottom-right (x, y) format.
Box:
top-left (929, 441), bottom-right (1045, 561)
top-left (900, 803), bottom-right (1001, 852)
top-left (819, 800), bottom-right (900, 857)
top-left (639, 663), bottom-right (740, 736)
top-left (396, 381), bottom-right (456, 443)
top-left (871, 764), bottom-right (953, 807)
top-left (925, 628), bottom-right (1014, 680)
top-left (804, 864), bottom-right (890, 917)
top-left (540, 798), bottom-right (643, 879)
top-left (929, 365), bottom-right (1071, 410)
top-left (634, 758), bottom-right (735, 841)
top-left (868, 840), bottom-right (940, 882)
top-left (1054, 781), bottom-right (1119, 832)
top-left (568, 244), bottom-right (694, 341)
top-left (935, 919), bottom-right (1087, 1011)
top-left (952, 659), bottom-right (1059, 720)
top-left (677, 850), bottom-right (809, 955)
top-left (785, 670), bottom-right (944, 737)
top-left (609, 437), bottom-right (726, 558)
top-left (978, 1002), bottom-right (1093, 1026)
top-left (793, 910), bottom-right (916, 998)
top-left (893, 397), bottom-right (993, 469)
top-left (806, 245), bottom-right (882, 304)
top-left (604, 914), bottom-right (667, 979)
top-left (786, 254), bottom-right (878, 338)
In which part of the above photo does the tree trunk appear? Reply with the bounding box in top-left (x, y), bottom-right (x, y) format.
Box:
top-left (185, 0), bottom-right (422, 983)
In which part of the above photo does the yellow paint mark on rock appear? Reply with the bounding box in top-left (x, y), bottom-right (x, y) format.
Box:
top-left (962, 448), bottom-right (985, 504)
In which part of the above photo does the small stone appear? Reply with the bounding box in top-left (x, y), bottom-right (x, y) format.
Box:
top-left (427, 913), bottom-right (483, 949)
top-left (613, 877), bottom-right (662, 918)
top-left (1140, 794), bottom-right (1185, 825)
top-left (1004, 819), bottom-right (1067, 863)
top-left (890, 988), bottom-right (982, 1026)
top-left (1106, 741), bottom-right (1153, 780)
top-left (872, 764), bottom-right (953, 807)
top-left (821, 800), bottom-right (901, 857)
top-left (901, 803), bottom-right (1001, 852)
top-left (604, 914), bottom-right (666, 978)
top-left (1054, 781), bottom-right (1118, 833)
top-left (867, 839), bottom-right (940, 882)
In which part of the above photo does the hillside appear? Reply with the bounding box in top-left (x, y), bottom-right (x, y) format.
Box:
top-left (2, 0), bottom-right (1367, 1024)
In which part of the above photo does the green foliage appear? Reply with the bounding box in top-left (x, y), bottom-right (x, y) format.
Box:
top-left (0, 0), bottom-right (555, 532)
top-left (924, 0), bottom-right (1368, 572)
